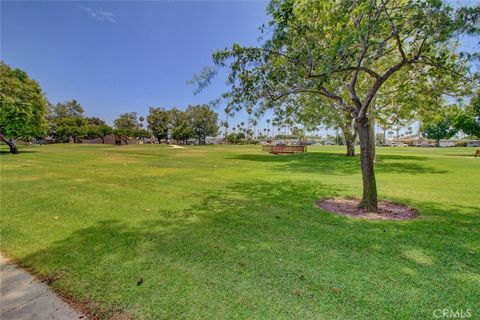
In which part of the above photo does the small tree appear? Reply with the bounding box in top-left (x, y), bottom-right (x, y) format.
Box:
top-left (421, 115), bottom-right (458, 146)
top-left (98, 125), bottom-right (113, 143)
top-left (454, 89), bottom-right (480, 138)
top-left (83, 124), bottom-right (112, 143)
top-left (113, 112), bottom-right (141, 145)
top-left (0, 62), bottom-right (48, 154)
top-left (226, 132), bottom-right (246, 144)
top-left (113, 128), bottom-right (132, 145)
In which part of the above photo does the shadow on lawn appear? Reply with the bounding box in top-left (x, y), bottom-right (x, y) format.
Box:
top-left (0, 150), bottom-right (38, 155)
top-left (21, 180), bottom-right (478, 318)
top-left (229, 152), bottom-right (448, 175)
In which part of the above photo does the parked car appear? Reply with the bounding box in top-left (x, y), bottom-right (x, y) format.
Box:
top-left (392, 142), bottom-right (408, 147)
top-left (323, 140), bottom-right (335, 145)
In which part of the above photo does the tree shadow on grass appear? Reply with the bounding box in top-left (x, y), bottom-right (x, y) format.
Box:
top-left (0, 150), bottom-right (38, 155)
top-left (229, 151), bottom-right (449, 175)
top-left (444, 153), bottom-right (478, 158)
top-left (19, 180), bottom-right (478, 319)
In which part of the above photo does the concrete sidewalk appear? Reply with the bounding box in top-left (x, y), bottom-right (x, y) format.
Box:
top-left (0, 254), bottom-right (85, 320)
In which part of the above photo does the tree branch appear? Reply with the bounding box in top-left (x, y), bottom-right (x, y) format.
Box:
top-left (358, 59), bottom-right (408, 120)
top-left (380, 0), bottom-right (407, 60)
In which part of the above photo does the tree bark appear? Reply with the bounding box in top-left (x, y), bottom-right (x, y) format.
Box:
top-left (1, 137), bottom-right (18, 154)
top-left (355, 118), bottom-right (378, 211)
top-left (0, 136), bottom-right (19, 154)
top-left (345, 137), bottom-right (355, 156)
top-left (342, 124), bottom-right (356, 157)
top-left (340, 113), bottom-right (356, 156)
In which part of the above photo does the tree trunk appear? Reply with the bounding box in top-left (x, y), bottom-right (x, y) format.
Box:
top-left (0, 135), bottom-right (19, 154)
top-left (342, 127), bottom-right (356, 157)
top-left (355, 118), bottom-right (378, 211)
top-left (341, 113), bottom-right (357, 156)
top-left (101, 137), bottom-right (105, 144)
top-left (345, 138), bottom-right (355, 157)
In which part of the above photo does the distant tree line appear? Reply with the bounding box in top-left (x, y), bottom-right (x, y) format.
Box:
top-left (0, 61), bottom-right (220, 153)
top-left (48, 103), bottom-right (219, 146)
top-left (1, 60), bottom-right (479, 155)
top-left (147, 105), bottom-right (219, 145)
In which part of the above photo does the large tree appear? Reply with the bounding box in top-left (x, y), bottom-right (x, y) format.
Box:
top-left (201, 0), bottom-right (477, 210)
top-left (147, 108), bottom-right (170, 143)
top-left (0, 62), bottom-right (48, 154)
top-left (186, 105), bottom-right (219, 144)
top-left (170, 108), bottom-right (193, 144)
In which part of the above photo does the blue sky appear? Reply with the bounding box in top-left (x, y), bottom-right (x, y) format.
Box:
top-left (1, 0), bottom-right (478, 135)
top-left (1, 1), bottom-right (269, 126)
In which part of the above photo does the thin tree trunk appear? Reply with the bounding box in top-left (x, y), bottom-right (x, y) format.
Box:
top-left (345, 137), bottom-right (355, 156)
top-left (342, 116), bottom-right (356, 157)
top-left (0, 135), bottom-right (19, 154)
top-left (101, 137), bottom-right (105, 144)
top-left (369, 113), bottom-right (376, 163)
top-left (355, 118), bottom-right (378, 211)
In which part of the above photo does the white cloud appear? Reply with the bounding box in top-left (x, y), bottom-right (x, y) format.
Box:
top-left (84, 7), bottom-right (116, 23)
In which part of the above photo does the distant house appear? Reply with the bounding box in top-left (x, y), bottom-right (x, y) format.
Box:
top-left (466, 140), bottom-right (480, 147)
top-left (323, 140), bottom-right (336, 145)
top-left (82, 134), bottom-right (139, 145)
top-left (205, 137), bottom-right (224, 144)
top-left (439, 140), bottom-right (456, 147)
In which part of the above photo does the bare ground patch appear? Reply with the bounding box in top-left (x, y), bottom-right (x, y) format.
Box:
top-left (316, 198), bottom-right (418, 221)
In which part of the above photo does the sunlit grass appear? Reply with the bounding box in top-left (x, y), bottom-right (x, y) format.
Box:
top-left (1, 144), bottom-right (479, 319)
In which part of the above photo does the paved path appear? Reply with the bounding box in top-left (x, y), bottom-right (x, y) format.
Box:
top-left (0, 254), bottom-right (85, 320)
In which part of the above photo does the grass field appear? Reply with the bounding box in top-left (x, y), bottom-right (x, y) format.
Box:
top-left (1, 144), bottom-right (479, 319)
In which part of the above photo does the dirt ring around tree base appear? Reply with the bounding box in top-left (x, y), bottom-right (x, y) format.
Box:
top-left (316, 198), bottom-right (418, 221)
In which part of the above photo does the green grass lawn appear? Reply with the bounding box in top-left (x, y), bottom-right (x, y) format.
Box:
top-left (1, 144), bottom-right (479, 319)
